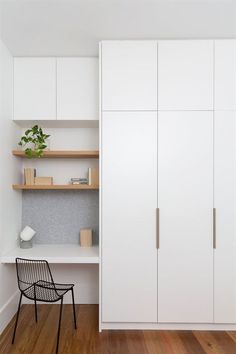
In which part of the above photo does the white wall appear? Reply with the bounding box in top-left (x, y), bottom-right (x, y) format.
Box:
top-left (0, 39), bottom-right (22, 333)
top-left (22, 264), bottom-right (99, 305)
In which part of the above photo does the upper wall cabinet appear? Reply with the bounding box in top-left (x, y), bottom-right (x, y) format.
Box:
top-left (101, 41), bottom-right (157, 111)
top-left (158, 40), bottom-right (214, 110)
top-left (57, 58), bottom-right (98, 120)
top-left (215, 40), bottom-right (236, 110)
top-left (14, 58), bottom-right (56, 120)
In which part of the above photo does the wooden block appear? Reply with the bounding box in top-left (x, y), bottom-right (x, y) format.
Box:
top-left (34, 177), bottom-right (53, 185)
top-left (24, 168), bottom-right (36, 185)
top-left (80, 229), bottom-right (92, 247)
top-left (88, 168), bottom-right (99, 186)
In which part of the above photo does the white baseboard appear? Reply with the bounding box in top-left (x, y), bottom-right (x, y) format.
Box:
top-left (0, 290), bottom-right (19, 334)
top-left (101, 322), bottom-right (236, 331)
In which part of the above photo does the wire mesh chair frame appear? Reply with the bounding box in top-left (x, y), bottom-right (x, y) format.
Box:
top-left (12, 257), bottom-right (77, 354)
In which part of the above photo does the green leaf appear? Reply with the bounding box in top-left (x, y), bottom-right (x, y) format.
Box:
top-left (25, 148), bottom-right (33, 158)
top-left (19, 125), bottom-right (50, 158)
top-left (25, 129), bottom-right (31, 136)
top-left (32, 125), bottom-right (38, 134)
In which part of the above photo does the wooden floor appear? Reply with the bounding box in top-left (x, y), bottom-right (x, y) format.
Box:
top-left (1, 305), bottom-right (236, 354)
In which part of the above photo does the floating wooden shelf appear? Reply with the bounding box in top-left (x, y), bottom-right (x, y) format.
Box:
top-left (12, 184), bottom-right (99, 190)
top-left (12, 150), bottom-right (99, 159)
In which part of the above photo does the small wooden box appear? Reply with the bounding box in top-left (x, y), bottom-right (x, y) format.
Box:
top-left (34, 177), bottom-right (53, 185)
top-left (88, 168), bottom-right (99, 186)
top-left (24, 168), bottom-right (36, 185)
top-left (80, 229), bottom-right (92, 247)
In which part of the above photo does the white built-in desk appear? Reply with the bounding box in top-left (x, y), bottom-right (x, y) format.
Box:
top-left (1, 244), bottom-right (99, 264)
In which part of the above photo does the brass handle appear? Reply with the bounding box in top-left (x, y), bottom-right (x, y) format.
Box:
top-left (213, 208), bottom-right (216, 249)
top-left (156, 208), bottom-right (159, 249)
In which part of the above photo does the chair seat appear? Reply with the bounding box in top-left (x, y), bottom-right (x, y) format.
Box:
top-left (23, 280), bottom-right (74, 302)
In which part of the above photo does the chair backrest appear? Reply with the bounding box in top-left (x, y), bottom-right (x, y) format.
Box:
top-left (15, 258), bottom-right (54, 292)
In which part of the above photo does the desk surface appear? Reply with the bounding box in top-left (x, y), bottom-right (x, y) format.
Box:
top-left (1, 244), bottom-right (100, 264)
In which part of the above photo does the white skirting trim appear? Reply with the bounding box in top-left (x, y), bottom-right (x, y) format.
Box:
top-left (0, 290), bottom-right (19, 334)
top-left (101, 322), bottom-right (236, 331)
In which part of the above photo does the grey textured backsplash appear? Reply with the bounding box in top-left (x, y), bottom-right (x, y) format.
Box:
top-left (22, 190), bottom-right (99, 245)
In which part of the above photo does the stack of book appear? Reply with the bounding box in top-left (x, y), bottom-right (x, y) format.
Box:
top-left (71, 178), bottom-right (88, 185)
top-left (70, 168), bottom-right (99, 186)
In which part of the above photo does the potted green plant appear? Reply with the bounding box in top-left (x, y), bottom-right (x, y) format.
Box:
top-left (18, 125), bottom-right (50, 158)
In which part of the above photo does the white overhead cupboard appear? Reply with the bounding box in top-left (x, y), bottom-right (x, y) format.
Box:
top-left (13, 57), bottom-right (98, 121)
top-left (57, 58), bottom-right (98, 120)
top-left (158, 40), bottom-right (214, 110)
top-left (14, 58), bottom-right (56, 120)
top-left (100, 40), bottom-right (236, 330)
top-left (214, 40), bottom-right (236, 110)
top-left (101, 41), bottom-right (157, 111)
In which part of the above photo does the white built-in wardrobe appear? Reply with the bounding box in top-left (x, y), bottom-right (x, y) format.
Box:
top-left (99, 40), bottom-right (236, 329)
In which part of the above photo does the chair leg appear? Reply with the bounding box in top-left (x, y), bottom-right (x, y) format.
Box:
top-left (34, 298), bottom-right (38, 323)
top-left (12, 293), bottom-right (22, 344)
top-left (33, 284), bottom-right (37, 323)
top-left (71, 288), bottom-right (77, 329)
top-left (56, 297), bottom-right (63, 354)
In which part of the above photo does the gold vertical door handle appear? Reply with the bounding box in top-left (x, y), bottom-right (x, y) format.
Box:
top-left (156, 208), bottom-right (159, 249)
top-left (213, 208), bottom-right (216, 249)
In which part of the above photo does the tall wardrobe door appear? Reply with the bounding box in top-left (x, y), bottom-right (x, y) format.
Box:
top-left (214, 111), bottom-right (236, 323)
top-left (158, 111), bottom-right (214, 323)
top-left (101, 112), bottom-right (158, 323)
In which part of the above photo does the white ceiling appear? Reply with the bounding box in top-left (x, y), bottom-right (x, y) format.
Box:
top-left (0, 0), bottom-right (236, 57)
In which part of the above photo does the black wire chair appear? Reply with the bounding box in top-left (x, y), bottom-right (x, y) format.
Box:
top-left (12, 257), bottom-right (77, 354)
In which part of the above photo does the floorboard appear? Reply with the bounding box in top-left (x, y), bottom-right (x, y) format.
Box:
top-left (0, 305), bottom-right (236, 354)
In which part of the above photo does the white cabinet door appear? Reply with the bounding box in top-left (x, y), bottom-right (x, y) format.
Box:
top-left (101, 41), bottom-right (157, 111)
top-left (215, 40), bottom-right (236, 110)
top-left (14, 58), bottom-right (56, 120)
top-left (57, 58), bottom-right (98, 120)
top-left (214, 111), bottom-right (236, 323)
top-left (158, 40), bottom-right (214, 110)
top-left (102, 112), bottom-right (157, 323)
top-left (158, 111), bottom-right (213, 323)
